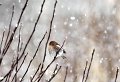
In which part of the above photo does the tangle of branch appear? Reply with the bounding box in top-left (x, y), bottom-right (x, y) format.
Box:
top-left (84, 49), bottom-right (95, 82)
top-left (115, 67), bottom-right (119, 82)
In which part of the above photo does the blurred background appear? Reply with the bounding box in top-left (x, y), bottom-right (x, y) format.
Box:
top-left (0, 0), bottom-right (120, 82)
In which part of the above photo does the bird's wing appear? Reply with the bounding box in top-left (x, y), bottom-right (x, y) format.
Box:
top-left (54, 45), bottom-right (60, 51)
top-left (55, 45), bottom-right (66, 53)
top-left (54, 41), bottom-right (60, 45)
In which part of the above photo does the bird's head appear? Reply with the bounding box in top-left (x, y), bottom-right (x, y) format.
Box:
top-left (49, 41), bottom-right (58, 46)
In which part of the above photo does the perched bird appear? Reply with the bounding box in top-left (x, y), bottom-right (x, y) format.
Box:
top-left (48, 41), bottom-right (66, 59)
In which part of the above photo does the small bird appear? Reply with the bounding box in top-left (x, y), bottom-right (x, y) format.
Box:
top-left (48, 41), bottom-right (66, 59)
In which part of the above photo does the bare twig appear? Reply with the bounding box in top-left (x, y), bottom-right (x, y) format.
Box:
top-left (115, 67), bottom-right (119, 82)
top-left (0, 53), bottom-right (28, 82)
top-left (40, 0), bottom-right (57, 72)
top-left (0, 30), bottom-right (5, 66)
top-left (17, 24), bottom-right (22, 53)
top-left (0, 0), bottom-right (29, 66)
top-left (4, 5), bottom-right (14, 47)
top-left (0, 0), bottom-right (46, 80)
top-left (3, 56), bottom-right (17, 82)
top-left (82, 61), bottom-right (88, 82)
top-left (84, 49), bottom-right (95, 82)
top-left (17, 0), bottom-right (46, 66)
top-left (64, 66), bottom-right (68, 82)
top-left (11, 53), bottom-right (28, 82)
top-left (0, 68), bottom-right (12, 81)
top-left (19, 32), bottom-right (47, 82)
top-left (15, 25), bottom-right (22, 82)
top-left (13, 28), bottom-right (46, 82)
top-left (0, 31), bottom-right (5, 54)
top-left (35, 40), bottom-right (65, 82)
top-left (0, 5), bottom-right (14, 66)
top-left (30, 63), bottom-right (41, 82)
top-left (47, 64), bottom-right (61, 82)
top-left (5, 57), bottom-right (16, 82)
top-left (3, 0), bottom-right (28, 55)
top-left (0, 0), bottom-right (29, 79)
top-left (19, 42), bottom-right (23, 51)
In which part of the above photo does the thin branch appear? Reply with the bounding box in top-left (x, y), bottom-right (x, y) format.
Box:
top-left (19, 42), bottom-right (23, 51)
top-left (0, 52), bottom-right (28, 82)
top-left (40, 0), bottom-right (57, 72)
top-left (15, 24), bottom-right (22, 82)
top-left (84, 49), bottom-right (95, 82)
top-left (11, 53), bottom-right (28, 82)
top-left (3, 0), bottom-right (28, 54)
top-left (3, 56), bottom-right (16, 82)
top-left (0, 31), bottom-right (5, 65)
top-left (5, 76), bottom-right (8, 82)
top-left (1, 0), bottom-right (45, 80)
top-left (64, 66), bottom-right (68, 82)
top-left (30, 63), bottom-right (41, 82)
top-left (115, 67), bottom-right (119, 82)
top-left (17, 23), bottom-right (22, 53)
top-left (0, 0), bottom-right (29, 65)
top-left (82, 61), bottom-right (88, 82)
top-left (0, 68), bottom-right (12, 81)
top-left (17, 0), bottom-right (46, 65)
top-left (35, 40), bottom-right (65, 82)
top-left (4, 5), bottom-right (14, 47)
top-left (0, 31), bottom-right (5, 54)
top-left (3, 0), bottom-right (45, 80)
top-left (19, 32), bottom-right (47, 82)
top-left (5, 57), bottom-right (16, 82)
top-left (47, 65), bottom-right (61, 82)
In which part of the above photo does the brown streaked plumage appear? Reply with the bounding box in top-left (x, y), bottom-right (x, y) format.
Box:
top-left (49, 41), bottom-right (66, 53)
top-left (48, 41), bottom-right (66, 59)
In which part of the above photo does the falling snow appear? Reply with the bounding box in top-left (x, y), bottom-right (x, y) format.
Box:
top-left (100, 58), bottom-right (104, 64)
top-left (0, 0), bottom-right (120, 82)
top-left (69, 23), bottom-right (73, 27)
top-left (70, 16), bottom-right (75, 20)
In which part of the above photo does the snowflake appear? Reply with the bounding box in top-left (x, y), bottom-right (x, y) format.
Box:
top-left (100, 58), bottom-right (104, 64)
top-left (69, 23), bottom-right (73, 27)
top-left (70, 16), bottom-right (75, 20)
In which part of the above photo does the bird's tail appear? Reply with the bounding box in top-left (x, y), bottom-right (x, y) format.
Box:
top-left (63, 49), bottom-right (66, 54)
top-left (61, 55), bottom-right (66, 59)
